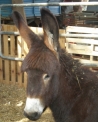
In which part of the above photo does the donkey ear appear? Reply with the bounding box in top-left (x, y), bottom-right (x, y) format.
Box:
top-left (41, 8), bottom-right (60, 57)
top-left (12, 11), bottom-right (39, 49)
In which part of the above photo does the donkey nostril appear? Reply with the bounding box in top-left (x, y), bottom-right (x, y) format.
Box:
top-left (24, 111), bottom-right (40, 121)
top-left (33, 112), bottom-right (39, 118)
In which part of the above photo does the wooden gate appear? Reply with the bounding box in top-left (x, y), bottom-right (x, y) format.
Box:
top-left (0, 24), bottom-right (28, 87)
top-left (66, 26), bottom-right (98, 68)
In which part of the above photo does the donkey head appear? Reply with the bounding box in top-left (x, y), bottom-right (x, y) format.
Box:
top-left (12, 8), bottom-right (60, 121)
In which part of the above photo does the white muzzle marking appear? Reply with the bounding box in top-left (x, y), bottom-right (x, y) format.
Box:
top-left (24, 98), bottom-right (44, 114)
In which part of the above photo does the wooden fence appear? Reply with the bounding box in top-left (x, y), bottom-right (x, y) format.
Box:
top-left (0, 24), bottom-right (66, 88)
top-left (66, 26), bottom-right (98, 68)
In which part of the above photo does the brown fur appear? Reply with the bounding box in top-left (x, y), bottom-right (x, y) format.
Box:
top-left (12, 8), bottom-right (98, 122)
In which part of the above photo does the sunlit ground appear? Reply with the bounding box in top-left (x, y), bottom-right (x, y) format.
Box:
top-left (0, 83), bottom-right (54, 122)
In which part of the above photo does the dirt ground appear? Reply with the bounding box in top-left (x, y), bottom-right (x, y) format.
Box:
top-left (0, 83), bottom-right (54, 122)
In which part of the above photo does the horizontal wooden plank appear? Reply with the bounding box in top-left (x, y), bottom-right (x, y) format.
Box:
top-left (30, 27), bottom-right (43, 35)
top-left (67, 50), bottom-right (98, 56)
top-left (67, 44), bottom-right (92, 52)
top-left (66, 26), bottom-right (98, 34)
top-left (75, 58), bottom-right (98, 64)
top-left (67, 49), bottom-right (91, 55)
top-left (67, 50), bottom-right (98, 57)
top-left (30, 27), bottom-right (65, 36)
top-left (66, 38), bottom-right (98, 45)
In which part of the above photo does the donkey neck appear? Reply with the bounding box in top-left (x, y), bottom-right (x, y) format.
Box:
top-left (49, 70), bottom-right (82, 122)
top-left (49, 50), bottom-right (91, 122)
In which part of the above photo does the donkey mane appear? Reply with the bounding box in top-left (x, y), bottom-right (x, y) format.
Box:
top-left (60, 49), bottom-right (86, 87)
top-left (59, 49), bottom-right (98, 96)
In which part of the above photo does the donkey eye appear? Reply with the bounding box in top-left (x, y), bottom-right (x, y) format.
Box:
top-left (43, 74), bottom-right (50, 80)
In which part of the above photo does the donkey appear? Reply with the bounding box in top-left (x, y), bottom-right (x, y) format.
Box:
top-left (12, 8), bottom-right (98, 122)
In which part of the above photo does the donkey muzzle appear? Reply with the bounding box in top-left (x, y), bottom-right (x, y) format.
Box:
top-left (24, 111), bottom-right (41, 121)
top-left (24, 97), bottom-right (44, 120)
